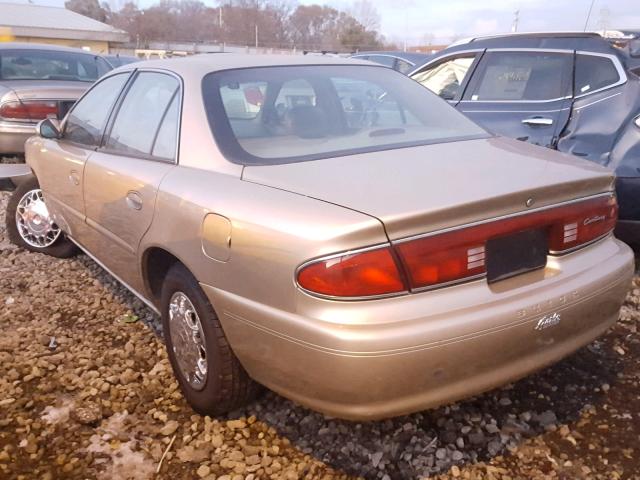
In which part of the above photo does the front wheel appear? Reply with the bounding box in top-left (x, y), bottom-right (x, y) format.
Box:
top-left (161, 263), bottom-right (258, 415)
top-left (6, 177), bottom-right (77, 258)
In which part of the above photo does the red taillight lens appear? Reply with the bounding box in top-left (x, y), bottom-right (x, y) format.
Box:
top-left (297, 247), bottom-right (406, 298)
top-left (0, 101), bottom-right (58, 121)
top-left (548, 196), bottom-right (618, 252)
top-left (297, 195), bottom-right (617, 298)
top-left (396, 195), bottom-right (618, 290)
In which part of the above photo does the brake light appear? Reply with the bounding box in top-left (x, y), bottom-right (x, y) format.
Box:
top-left (0, 101), bottom-right (59, 121)
top-left (297, 246), bottom-right (406, 298)
top-left (297, 195), bottom-right (617, 298)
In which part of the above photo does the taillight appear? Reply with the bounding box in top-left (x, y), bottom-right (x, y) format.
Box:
top-left (297, 246), bottom-right (406, 298)
top-left (0, 101), bottom-right (59, 121)
top-left (548, 195), bottom-right (618, 252)
top-left (297, 194), bottom-right (617, 299)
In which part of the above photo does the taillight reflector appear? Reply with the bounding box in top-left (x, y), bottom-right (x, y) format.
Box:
top-left (297, 195), bottom-right (617, 298)
top-left (0, 101), bottom-right (58, 121)
top-left (297, 247), bottom-right (406, 298)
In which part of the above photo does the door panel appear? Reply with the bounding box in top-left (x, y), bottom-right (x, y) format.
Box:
top-left (459, 50), bottom-right (573, 148)
top-left (34, 140), bottom-right (92, 237)
top-left (82, 153), bottom-right (174, 290)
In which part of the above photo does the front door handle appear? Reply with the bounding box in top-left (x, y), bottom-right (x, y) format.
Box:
top-left (125, 191), bottom-right (143, 211)
top-left (68, 170), bottom-right (80, 186)
top-left (522, 117), bottom-right (554, 127)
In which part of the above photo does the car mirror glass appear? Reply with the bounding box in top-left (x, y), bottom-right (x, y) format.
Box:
top-left (38, 118), bottom-right (61, 139)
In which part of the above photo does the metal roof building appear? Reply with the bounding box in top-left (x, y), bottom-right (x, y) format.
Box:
top-left (0, 2), bottom-right (128, 53)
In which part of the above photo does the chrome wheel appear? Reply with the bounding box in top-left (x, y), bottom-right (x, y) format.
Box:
top-left (15, 189), bottom-right (61, 248)
top-left (168, 291), bottom-right (208, 390)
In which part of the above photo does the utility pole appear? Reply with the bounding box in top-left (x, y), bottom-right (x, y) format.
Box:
top-left (255, 24), bottom-right (258, 48)
top-left (512, 10), bottom-right (519, 33)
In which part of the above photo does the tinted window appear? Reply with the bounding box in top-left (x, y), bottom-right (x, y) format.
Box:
top-left (396, 58), bottom-right (414, 74)
top-left (0, 49), bottom-right (111, 82)
top-left (369, 55), bottom-right (396, 68)
top-left (575, 54), bottom-right (621, 95)
top-left (64, 73), bottom-right (129, 146)
top-left (412, 56), bottom-right (475, 100)
top-left (468, 52), bottom-right (572, 101)
top-left (106, 72), bottom-right (179, 157)
top-left (152, 94), bottom-right (180, 160)
top-left (203, 65), bottom-right (487, 165)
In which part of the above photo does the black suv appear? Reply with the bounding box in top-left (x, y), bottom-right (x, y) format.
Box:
top-left (410, 32), bottom-right (640, 244)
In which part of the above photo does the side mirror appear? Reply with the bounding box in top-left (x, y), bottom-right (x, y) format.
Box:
top-left (38, 118), bottom-right (60, 139)
top-left (629, 39), bottom-right (640, 57)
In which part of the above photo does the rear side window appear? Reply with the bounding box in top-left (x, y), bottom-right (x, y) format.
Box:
top-left (64, 73), bottom-right (129, 146)
top-left (0, 49), bottom-right (110, 82)
top-left (369, 55), bottom-right (396, 68)
top-left (411, 56), bottom-right (475, 100)
top-left (575, 54), bottom-right (621, 95)
top-left (203, 65), bottom-right (488, 165)
top-left (105, 72), bottom-right (179, 159)
top-left (467, 51), bottom-right (572, 101)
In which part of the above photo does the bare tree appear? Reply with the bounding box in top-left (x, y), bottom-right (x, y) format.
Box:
top-left (350, 0), bottom-right (380, 32)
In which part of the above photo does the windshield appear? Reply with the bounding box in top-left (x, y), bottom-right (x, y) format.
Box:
top-left (202, 65), bottom-right (488, 165)
top-left (0, 49), bottom-right (111, 82)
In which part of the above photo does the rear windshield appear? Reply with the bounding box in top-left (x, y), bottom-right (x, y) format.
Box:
top-left (0, 49), bottom-right (111, 82)
top-left (202, 65), bottom-right (488, 165)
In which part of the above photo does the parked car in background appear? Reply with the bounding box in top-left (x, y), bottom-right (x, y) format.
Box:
top-left (351, 51), bottom-right (432, 74)
top-left (104, 54), bottom-right (140, 68)
top-left (0, 43), bottom-right (112, 156)
top-left (5, 55), bottom-right (633, 420)
top-left (409, 32), bottom-right (640, 245)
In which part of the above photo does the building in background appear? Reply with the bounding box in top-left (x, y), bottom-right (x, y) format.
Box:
top-left (0, 2), bottom-right (128, 54)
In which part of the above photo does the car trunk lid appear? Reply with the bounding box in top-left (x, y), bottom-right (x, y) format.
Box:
top-left (242, 136), bottom-right (615, 241)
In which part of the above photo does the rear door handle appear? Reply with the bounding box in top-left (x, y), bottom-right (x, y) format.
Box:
top-left (68, 170), bottom-right (80, 186)
top-left (125, 191), bottom-right (143, 210)
top-left (522, 117), bottom-right (554, 126)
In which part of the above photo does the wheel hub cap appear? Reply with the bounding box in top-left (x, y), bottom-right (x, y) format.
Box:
top-left (15, 189), bottom-right (61, 248)
top-left (168, 291), bottom-right (208, 390)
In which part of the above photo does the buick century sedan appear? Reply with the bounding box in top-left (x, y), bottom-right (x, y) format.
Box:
top-left (5, 54), bottom-right (634, 420)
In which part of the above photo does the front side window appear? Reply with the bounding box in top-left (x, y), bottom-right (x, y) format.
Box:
top-left (105, 72), bottom-right (179, 158)
top-left (467, 51), bottom-right (572, 101)
top-left (203, 65), bottom-right (487, 165)
top-left (575, 54), bottom-right (621, 95)
top-left (0, 49), bottom-right (111, 82)
top-left (411, 56), bottom-right (475, 100)
top-left (64, 73), bottom-right (129, 146)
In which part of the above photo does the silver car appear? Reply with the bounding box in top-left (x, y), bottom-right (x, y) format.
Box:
top-left (0, 43), bottom-right (112, 155)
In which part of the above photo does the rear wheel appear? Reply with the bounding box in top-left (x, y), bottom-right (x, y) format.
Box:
top-left (161, 263), bottom-right (258, 415)
top-left (6, 177), bottom-right (77, 258)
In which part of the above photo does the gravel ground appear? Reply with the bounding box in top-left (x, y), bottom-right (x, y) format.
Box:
top-left (1, 189), bottom-right (639, 480)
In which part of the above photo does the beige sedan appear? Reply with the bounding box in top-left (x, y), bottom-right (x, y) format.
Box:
top-left (5, 54), bottom-right (634, 420)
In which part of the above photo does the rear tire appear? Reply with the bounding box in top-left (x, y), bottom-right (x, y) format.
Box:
top-left (161, 263), bottom-right (258, 415)
top-left (6, 177), bottom-right (77, 258)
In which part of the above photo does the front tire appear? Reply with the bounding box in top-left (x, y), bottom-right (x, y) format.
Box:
top-left (161, 263), bottom-right (258, 415)
top-left (6, 177), bottom-right (77, 258)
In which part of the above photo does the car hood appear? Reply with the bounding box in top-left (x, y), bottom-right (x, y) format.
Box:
top-left (0, 80), bottom-right (90, 101)
top-left (242, 136), bottom-right (615, 240)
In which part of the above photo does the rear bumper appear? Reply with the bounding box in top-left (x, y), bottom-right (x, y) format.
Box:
top-left (0, 121), bottom-right (37, 154)
top-left (203, 237), bottom-right (634, 420)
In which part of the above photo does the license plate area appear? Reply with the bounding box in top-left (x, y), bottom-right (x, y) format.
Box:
top-left (486, 229), bottom-right (548, 283)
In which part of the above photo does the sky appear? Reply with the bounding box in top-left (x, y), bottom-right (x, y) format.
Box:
top-left (9, 0), bottom-right (640, 46)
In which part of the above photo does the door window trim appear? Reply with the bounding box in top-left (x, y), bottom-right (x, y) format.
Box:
top-left (574, 50), bottom-right (627, 99)
top-left (461, 48), bottom-right (574, 104)
top-left (98, 68), bottom-right (184, 165)
top-left (59, 71), bottom-right (133, 149)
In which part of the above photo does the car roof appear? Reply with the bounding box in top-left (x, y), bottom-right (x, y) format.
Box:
top-left (351, 51), bottom-right (433, 65)
top-left (111, 53), bottom-right (377, 77)
top-left (0, 42), bottom-right (102, 56)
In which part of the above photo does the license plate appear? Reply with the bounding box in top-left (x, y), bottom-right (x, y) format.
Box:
top-left (486, 229), bottom-right (548, 283)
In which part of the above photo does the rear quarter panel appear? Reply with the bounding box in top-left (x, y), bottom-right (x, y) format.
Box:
top-left (139, 166), bottom-right (388, 312)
